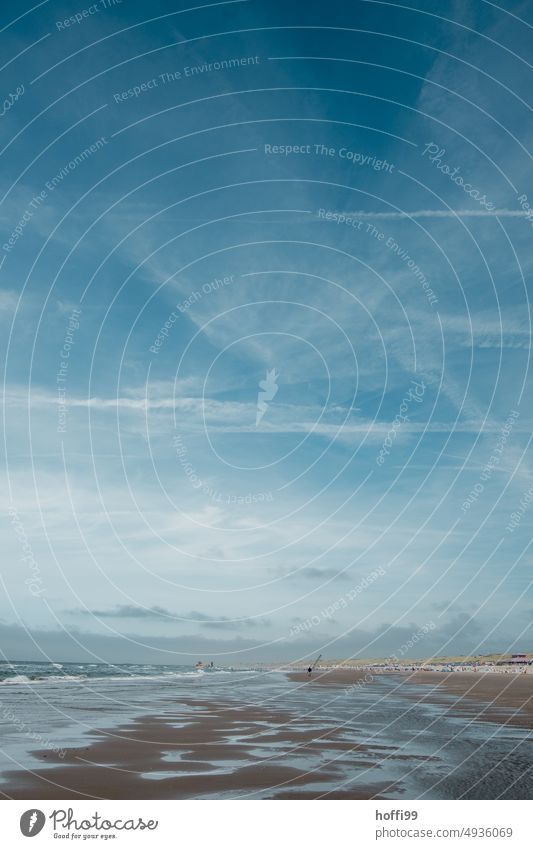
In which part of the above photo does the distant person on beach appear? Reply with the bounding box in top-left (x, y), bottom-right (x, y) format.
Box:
top-left (307, 666), bottom-right (312, 677)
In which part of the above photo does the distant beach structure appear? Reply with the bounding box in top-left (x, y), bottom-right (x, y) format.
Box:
top-left (497, 653), bottom-right (532, 666)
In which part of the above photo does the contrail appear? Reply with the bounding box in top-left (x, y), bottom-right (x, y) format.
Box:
top-left (340, 209), bottom-right (527, 220)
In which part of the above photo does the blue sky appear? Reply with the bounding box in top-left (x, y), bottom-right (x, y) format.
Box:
top-left (1, 0), bottom-right (532, 663)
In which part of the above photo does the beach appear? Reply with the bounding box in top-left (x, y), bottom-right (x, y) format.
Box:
top-left (2, 699), bottom-right (388, 800)
top-left (289, 668), bottom-right (533, 728)
top-left (404, 671), bottom-right (533, 729)
top-left (1, 662), bottom-right (532, 800)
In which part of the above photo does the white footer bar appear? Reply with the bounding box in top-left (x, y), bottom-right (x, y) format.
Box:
top-left (2, 799), bottom-right (529, 848)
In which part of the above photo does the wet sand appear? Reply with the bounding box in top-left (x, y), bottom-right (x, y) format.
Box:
top-left (290, 668), bottom-right (533, 728)
top-left (405, 671), bottom-right (533, 728)
top-left (1, 697), bottom-right (389, 800)
top-left (288, 669), bottom-right (375, 687)
top-left (4, 670), bottom-right (531, 799)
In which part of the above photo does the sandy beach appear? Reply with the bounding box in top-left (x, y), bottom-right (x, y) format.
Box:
top-left (405, 671), bottom-right (533, 728)
top-left (0, 669), bottom-right (533, 799)
top-left (289, 668), bottom-right (533, 728)
top-left (2, 696), bottom-right (390, 800)
top-left (1, 666), bottom-right (531, 800)
top-left (289, 669), bottom-right (377, 687)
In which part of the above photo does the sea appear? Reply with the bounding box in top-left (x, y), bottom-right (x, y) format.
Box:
top-left (0, 661), bottom-right (531, 799)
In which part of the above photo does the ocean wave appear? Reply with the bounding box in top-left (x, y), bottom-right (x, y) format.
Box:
top-left (0, 674), bottom-right (33, 685)
top-left (0, 674), bottom-right (85, 685)
top-left (0, 665), bottom-right (248, 685)
top-left (95, 670), bottom-right (207, 683)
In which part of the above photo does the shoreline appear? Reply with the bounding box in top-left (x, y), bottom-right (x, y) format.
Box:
top-left (1, 695), bottom-right (388, 801)
top-left (404, 670), bottom-right (533, 728)
top-left (2, 669), bottom-right (531, 800)
top-left (289, 668), bottom-right (533, 728)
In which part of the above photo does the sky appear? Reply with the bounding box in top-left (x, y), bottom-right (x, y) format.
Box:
top-left (1, 0), bottom-right (532, 664)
